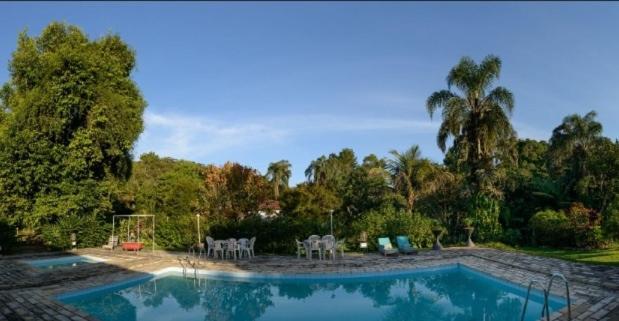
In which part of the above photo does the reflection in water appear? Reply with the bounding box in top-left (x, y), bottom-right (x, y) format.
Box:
top-left (64, 267), bottom-right (564, 321)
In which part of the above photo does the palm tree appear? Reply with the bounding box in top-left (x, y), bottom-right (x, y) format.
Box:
top-left (549, 111), bottom-right (602, 171)
top-left (387, 145), bottom-right (449, 212)
top-left (266, 160), bottom-right (292, 199)
top-left (549, 111), bottom-right (602, 194)
top-left (426, 55), bottom-right (515, 191)
top-left (305, 156), bottom-right (327, 185)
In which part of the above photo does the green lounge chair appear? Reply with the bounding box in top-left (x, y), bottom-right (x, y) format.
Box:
top-left (378, 237), bottom-right (399, 256)
top-left (396, 235), bottom-right (418, 255)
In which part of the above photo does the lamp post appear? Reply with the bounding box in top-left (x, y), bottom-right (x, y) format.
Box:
top-left (329, 210), bottom-right (334, 236)
top-left (196, 214), bottom-right (201, 245)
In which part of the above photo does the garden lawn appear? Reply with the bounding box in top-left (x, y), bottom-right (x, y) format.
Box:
top-left (484, 243), bottom-right (619, 267)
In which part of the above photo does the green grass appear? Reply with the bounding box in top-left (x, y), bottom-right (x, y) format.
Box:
top-left (482, 242), bottom-right (619, 267)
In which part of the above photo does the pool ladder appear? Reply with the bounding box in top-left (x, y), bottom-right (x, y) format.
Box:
top-left (520, 272), bottom-right (571, 321)
top-left (178, 256), bottom-right (199, 278)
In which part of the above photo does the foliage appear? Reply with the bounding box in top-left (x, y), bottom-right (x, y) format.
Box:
top-left (529, 209), bottom-right (570, 247)
top-left (1, 36), bottom-right (617, 254)
top-left (426, 55), bottom-right (516, 193)
top-left (0, 22), bottom-right (145, 229)
top-left (40, 214), bottom-right (110, 249)
top-left (603, 199), bottom-right (619, 241)
top-left (466, 194), bottom-right (503, 242)
top-left (208, 215), bottom-right (324, 254)
top-left (266, 160), bottom-right (291, 199)
top-left (530, 204), bottom-right (604, 248)
top-left (202, 162), bottom-right (270, 221)
top-left (0, 217), bottom-right (16, 252)
top-left (565, 203), bottom-right (604, 248)
top-left (352, 205), bottom-right (434, 250)
top-left (387, 145), bottom-right (452, 212)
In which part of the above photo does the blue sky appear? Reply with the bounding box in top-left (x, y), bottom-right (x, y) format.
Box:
top-left (1, 2), bottom-right (618, 184)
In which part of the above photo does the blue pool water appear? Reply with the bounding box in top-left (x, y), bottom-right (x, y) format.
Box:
top-left (60, 265), bottom-right (565, 321)
top-left (25, 255), bottom-right (103, 270)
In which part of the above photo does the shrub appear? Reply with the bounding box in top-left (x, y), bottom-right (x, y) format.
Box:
top-left (153, 216), bottom-right (195, 250)
top-left (529, 209), bottom-right (569, 246)
top-left (603, 206), bottom-right (619, 241)
top-left (467, 194), bottom-right (503, 242)
top-left (529, 204), bottom-right (604, 248)
top-left (208, 215), bottom-right (325, 254)
top-left (565, 203), bottom-right (604, 248)
top-left (41, 215), bottom-right (110, 249)
top-left (0, 217), bottom-right (16, 252)
top-left (601, 199), bottom-right (619, 241)
top-left (501, 228), bottom-right (522, 246)
top-left (352, 205), bottom-right (434, 250)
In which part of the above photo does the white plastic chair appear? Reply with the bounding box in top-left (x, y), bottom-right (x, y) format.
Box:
top-left (205, 236), bottom-right (215, 258)
top-left (322, 235), bottom-right (336, 260)
top-left (213, 240), bottom-right (225, 259)
top-left (226, 238), bottom-right (238, 260)
top-left (296, 239), bottom-right (307, 259)
top-left (307, 236), bottom-right (322, 260)
top-left (248, 237), bottom-right (256, 258)
top-left (238, 238), bottom-right (250, 259)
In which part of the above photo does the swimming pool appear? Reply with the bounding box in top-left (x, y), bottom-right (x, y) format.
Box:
top-left (24, 255), bottom-right (105, 270)
top-left (59, 264), bottom-right (566, 321)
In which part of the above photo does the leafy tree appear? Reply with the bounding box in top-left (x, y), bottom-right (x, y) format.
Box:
top-left (426, 55), bottom-right (515, 193)
top-left (0, 22), bottom-right (146, 228)
top-left (500, 139), bottom-right (555, 229)
top-left (387, 145), bottom-right (450, 213)
top-left (265, 160), bottom-right (291, 199)
top-left (279, 183), bottom-right (341, 221)
top-left (202, 162), bottom-right (270, 222)
top-left (304, 148), bottom-right (357, 194)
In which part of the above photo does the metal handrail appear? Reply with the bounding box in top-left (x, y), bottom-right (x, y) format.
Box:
top-left (520, 279), bottom-right (548, 321)
top-left (545, 272), bottom-right (571, 321)
top-left (521, 273), bottom-right (572, 321)
top-left (177, 257), bottom-right (187, 276)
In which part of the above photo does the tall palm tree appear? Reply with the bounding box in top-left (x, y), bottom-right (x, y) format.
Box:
top-left (549, 111), bottom-right (602, 169)
top-left (266, 160), bottom-right (292, 199)
top-left (426, 55), bottom-right (515, 191)
top-left (387, 145), bottom-right (448, 212)
top-left (549, 111), bottom-right (602, 193)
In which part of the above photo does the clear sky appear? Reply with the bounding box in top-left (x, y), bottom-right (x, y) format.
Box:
top-left (1, 2), bottom-right (618, 184)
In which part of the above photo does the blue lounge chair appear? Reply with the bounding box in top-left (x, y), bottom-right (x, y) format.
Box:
top-left (396, 235), bottom-right (418, 255)
top-left (378, 237), bottom-right (399, 256)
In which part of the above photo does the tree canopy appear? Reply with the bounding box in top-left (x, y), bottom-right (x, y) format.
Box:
top-left (0, 22), bottom-right (146, 228)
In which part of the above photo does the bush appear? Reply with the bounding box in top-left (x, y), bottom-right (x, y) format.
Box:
top-left (207, 215), bottom-right (325, 254)
top-left (529, 204), bottom-right (605, 248)
top-left (352, 205), bottom-right (434, 250)
top-left (501, 228), bottom-right (522, 246)
top-left (529, 209), bottom-right (569, 246)
top-left (153, 216), bottom-right (195, 250)
top-left (0, 217), bottom-right (16, 252)
top-left (41, 215), bottom-right (110, 249)
top-left (601, 199), bottom-right (619, 241)
top-left (603, 206), bottom-right (619, 241)
top-left (565, 203), bottom-right (604, 248)
top-left (467, 194), bottom-right (503, 242)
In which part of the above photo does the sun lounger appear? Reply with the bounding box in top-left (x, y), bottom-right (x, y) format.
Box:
top-left (378, 237), bottom-right (399, 256)
top-left (396, 235), bottom-right (418, 254)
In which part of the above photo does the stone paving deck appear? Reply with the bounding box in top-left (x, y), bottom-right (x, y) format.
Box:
top-left (0, 247), bottom-right (617, 321)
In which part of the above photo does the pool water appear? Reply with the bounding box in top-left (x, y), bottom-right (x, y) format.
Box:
top-left (60, 265), bottom-right (565, 321)
top-left (25, 255), bottom-right (103, 270)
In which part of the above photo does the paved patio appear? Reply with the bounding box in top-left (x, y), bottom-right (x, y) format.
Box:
top-left (0, 247), bottom-right (617, 321)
